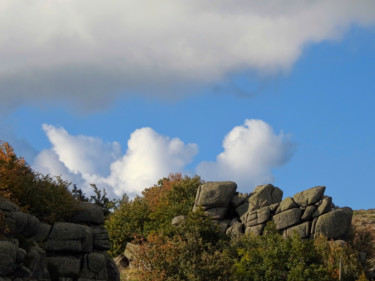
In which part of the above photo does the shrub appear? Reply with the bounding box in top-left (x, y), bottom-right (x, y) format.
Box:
top-left (134, 210), bottom-right (232, 281)
top-left (105, 195), bottom-right (151, 257)
top-left (314, 234), bottom-right (365, 281)
top-left (143, 174), bottom-right (202, 235)
top-left (233, 222), bottom-right (332, 281)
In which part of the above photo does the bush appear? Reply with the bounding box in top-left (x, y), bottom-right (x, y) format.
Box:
top-left (106, 174), bottom-right (202, 257)
top-left (233, 222), bottom-right (332, 281)
top-left (105, 195), bottom-right (151, 257)
top-left (134, 210), bottom-right (232, 281)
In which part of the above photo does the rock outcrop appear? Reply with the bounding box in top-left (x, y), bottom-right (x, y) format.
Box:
top-left (178, 182), bottom-right (353, 240)
top-left (0, 197), bottom-right (119, 281)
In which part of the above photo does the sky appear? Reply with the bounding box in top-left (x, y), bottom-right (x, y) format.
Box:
top-left (1, 0), bottom-right (375, 209)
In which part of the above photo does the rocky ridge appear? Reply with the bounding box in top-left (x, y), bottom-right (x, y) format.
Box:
top-left (175, 182), bottom-right (353, 240)
top-left (0, 197), bottom-right (120, 281)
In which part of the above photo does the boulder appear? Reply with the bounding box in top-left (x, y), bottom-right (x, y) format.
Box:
top-left (13, 211), bottom-right (41, 237)
top-left (79, 253), bottom-right (107, 279)
top-left (226, 221), bottom-right (244, 238)
top-left (103, 252), bottom-right (121, 281)
top-left (0, 240), bottom-right (17, 275)
top-left (245, 206), bottom-right (271, 227)
top-left (293, 186), bottom-right (326, 206)
top-left (230, 193), bottom-right (248, 208)
top-left (245, 224), bottom-right (265, 236)
top-left (45, 222), bottom-right (93, 253)
top-left (171, 215), bottom-right (186, 226)
top-left (248, 184), bottom-right (283, 212)
top-left (92, 226), bottom-right (111, 251)
top-left (272, 208), bottom-right (302, 230)
top-left (312, 196), bottom-right (332, 218)
top-left (284, 222), bottom-right (311, 238)
top-left (34, 223), bottom-right (52, 242)
top-left (275, 197), bottom-right (297, 214)
top-left (70, 202), bottom-right (105, 225)
top-left (124, 243), bottom-right (139, 262)
top-left (46, 256), bottom-right (81, 278)
top-left (205, 207), bottom-right (228, 219)
top-left (301, 205), bottom-right (316, 221)
top-left (194, 182), bottom-right (237, 209)
top-left (314, 207), bottom-right (353, 239)
top-left (0, 197), bottom-right (19, 212)
top-left (235, 202), bottom-right (250, 221)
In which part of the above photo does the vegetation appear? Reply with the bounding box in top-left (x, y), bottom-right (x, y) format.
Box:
top-left (1, 141), bottom-right (374, 280)
top-left (0, 141), bottom-right (79, 223)
top-left (0, 141), bottom-right (117, 223)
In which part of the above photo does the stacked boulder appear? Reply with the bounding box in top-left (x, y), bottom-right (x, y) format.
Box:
top-left (0, 197), bottom-right (120, 281)
top-left (186, 182), bottom-right (353, 240)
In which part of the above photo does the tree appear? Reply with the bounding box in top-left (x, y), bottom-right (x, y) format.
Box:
top-left (0, 141), bottom-right (79, 223)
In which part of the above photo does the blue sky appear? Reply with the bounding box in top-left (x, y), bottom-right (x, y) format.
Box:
top-left (1, 1), bottom-right (375, 209)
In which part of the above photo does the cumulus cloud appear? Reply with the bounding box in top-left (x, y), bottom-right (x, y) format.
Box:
top-left (1, 0), bottom-right (375, 110)
top-left (196, 119), bottom-right (295, 191)
top-left (32, 125), bottom-right (198, 197)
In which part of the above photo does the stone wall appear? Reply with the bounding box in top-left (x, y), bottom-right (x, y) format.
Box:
top-left (0, 197), bottom-right (119, 281)
top-left (178, 182), bottom-right (353, 240)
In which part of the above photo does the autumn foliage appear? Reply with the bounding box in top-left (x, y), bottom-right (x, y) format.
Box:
top-left (0, 141), bottom-right (79, 223)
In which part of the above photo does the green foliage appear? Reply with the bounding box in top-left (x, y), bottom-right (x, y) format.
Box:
top-left (105, 174), bottom-right (202, 257)
top-left (143, 174), bottom-right (202, 235)
top-left (105, 195), bottom-right (151, 257)
top-left (314, 234), bottom-right (364, 281)
top-left (134, 210), bottom-right (232, 281)
top-left (233, 223), bottom-right (332, 281)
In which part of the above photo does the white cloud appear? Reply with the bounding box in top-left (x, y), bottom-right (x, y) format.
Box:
top-left (32, 125), bottom-right (198, 197)
top-left (1, 0), bottom-right (375, 110)
top-left (196, 119), bottom-right (295, 191)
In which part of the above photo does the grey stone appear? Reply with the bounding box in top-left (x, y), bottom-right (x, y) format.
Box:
top-left (103, 252), bottom-right (121, 281)
top-left (245, 224), bottom-right (265, 236)
top-left (0, 240), bottom-right (17, 275)
top-left (171, 215), bottom-right (186, 226)
top-left (235, 202), bottom-right (249, 221)
top-left (24, 245), bottom-right (50, 279)
top-left (269, 203), bottom-right (279, 213)
top-left (275, 197), bottom-right (297, 214)
top-left (205, 207), bottom-right (227, 219)
top-left (273, 208), bottom-right (302, 230)
top-left (113, 255), bottom-right (129, 270)
top-left (47, 256), bottom-right (81, 278)
top-left (314, 207), bottom-right (353, 239)
top-left (312, 196), bottom-right (332, 218)
top-left (284, 222), bottom-right (311, 238)
top-left (194, 182), bottom-right (237, 209)
top-left (0, 197), bottom-right (19, 212)
top-left (245, 206), bottom-right (271, 227)
top-left (226, 222), bottom-right (244, 238)
top-left (310, 217), bottom-right (318, 235)
top-left (124, 243), bottom-right (139, 261)
top-left (34, 223), bottom-right (52, 242)
top-left (46, 222), bottom-right (93, 253)
top-left (12, 212), bottom-right (41, 237)
top-left (80, 253), bottom-right (107, 280)
top-left (301, 205), bottom-right (316, 221)
top-left (16, 247), bottom-right (26, 264)
top-left (92, 226), bottom-right (111, 251)
top-left (88, 253), bottom-right (106, 274)
top-left (293, 186), bottom-right (326, 206)
top-left (230, 193), bottom-right (248, 208)
top-left (71, 202), bottom-right (105, 225)
top-left (212, 219), bottom-right (231, 234)
top-left (248, 184), bottom-right (283, 212)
